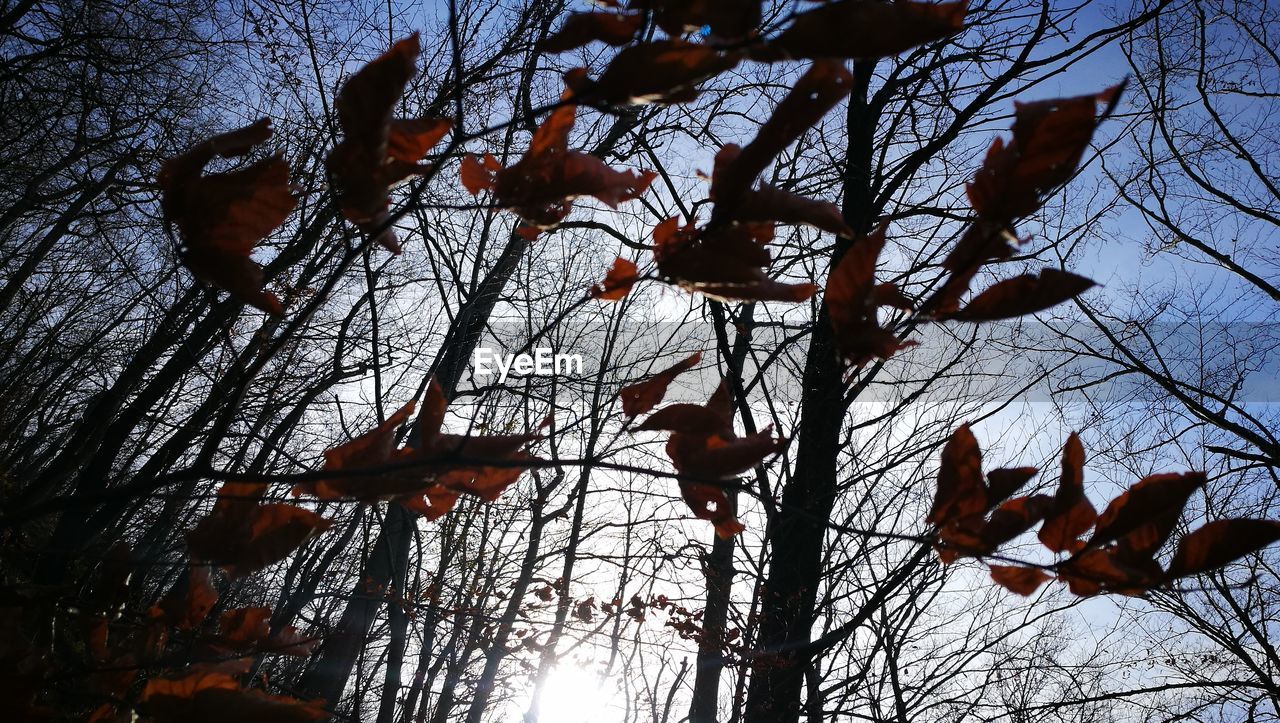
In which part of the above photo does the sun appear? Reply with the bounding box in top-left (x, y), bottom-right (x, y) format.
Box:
top-left (509, 663), bottom-right (623, 723)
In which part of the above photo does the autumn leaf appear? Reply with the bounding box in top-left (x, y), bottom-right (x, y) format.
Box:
top-left (824, 225), bottom-right (915, 367)
top-left (711, 61), bottom-right (853, 211)
top-left (541, 11), bottom-right (644, 53)
top-left (944, 268), bottom-right (1097, 321)
top-left (590, 257), bottom-right (640, 301)
top-left (710, 145), bottom-right (853, 237)
top-left (1166, 519), bottom-right (1280, 580)
top-left (635, 0), bottom-right (762, 40)
top-left (295, 379), bottom-right (545, 519)
top-left (478, 98), bottom-right (655, 229)
top-left (188, 482), bottom-right (333, 578)
top-left (619, 352), bottom-right (702, 417)
top-left (1057, 547), bottom-right (1162, 597)
top-left (327, 34), bottom-right (452, 253)
top-left (156, 565), bottom-right (219, 631)
top-left (1038, 433), bottom-right (1096, 554)
top-left (928, 424), bottom-right (985, 527)
top-left (654, 217), bottom-right (818, 302)
top-left (566, 40), bottom-right (743, 105)
top-left (751, 0), bottom-right (967, 62)
top-left (141, 669), bottom-right (329, 722)
top-left (292, 402), bottom-right (417, 501)
top-left (989, 564), bottom-right (1050, 596)
top-left (159, 118), bottom-right (295, 315)
top-left (1087, 471), bottom-right (1205, 555)
top-left (635, 382), bottom-right (782, 537)
top-left (211, 607), bottom-right (319, 657)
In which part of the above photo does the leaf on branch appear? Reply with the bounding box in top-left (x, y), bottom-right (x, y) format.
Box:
top-left (1038, 433), bottom-right (1096, 554)
top-left (159, 118), bottom-right (295, 315)
top-left (989, 565), bottom-right (1050, 596)
top-left (327, 33), bottom-right (452, 253)
top-left (155, 564), bottom-right (218, 631)
top-left (141, 669), bottom-right (329, 722)
top-left (653, 217), bottom-right (818, 302)
top-left (619, 352), bottom-right (702, 417)
top-left (634, 0), bottom-right (762, 40)
top-left (636, 382), bottom-right (784, 537)
top-left (471, 98), bottom-right (655, 229)
top-left (711, 60), bottom-right (853, 210)
top-left (210, 606), bottom-right (318, 657)
top-left (944, 268), bottom-right (1096, 321)
top-left (589, 257), bottom-right (640, 301)
top-left (710, 145), bottom-right (852, 236)
top-left (1087, 472), bottom-right (1205, 554)
top-left (541, 11), bottom-right (644, 53)
top-left (296, 380), bottom-right (546, 520)
top-left (750, 0), bottom-right (967, 62)
top-left (824, 225), bottom-right (915, 367)
top-left (188, 483), bottom-right (333, 578)
top-left (1166, 519), bottom-right (1280, 580)
top-left (566, 40), bottom-right (743, 105)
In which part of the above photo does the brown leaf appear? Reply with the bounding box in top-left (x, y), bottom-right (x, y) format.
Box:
top-left (751, 0), bottom-right (966, 62)
top-left (824, 225), bottom-right (916, 367)
top-left (188, 483), bottom-right (333, 578)
top-left (928, 424), bottom-right (985, 527)
top-left (292, 402), bottom-right (417, 501)
top-left (589, 257), bottom-right (640, 301)
top-left (156, 565), bottom-right (218, 631)
top-left (488, 100), bottom-right (655, 228)
top-left (964, 82), bottom-right (1125, 224)
top-left (619, 352), bottom-right (702, 417)
top-left (160, 118), bottom-right (295, 314)
top-left (327, 34), bottom-right (452, 253)
top-left (654, 218), bottom-right (818, 302)
top-left (985, 467), bottom-right (1038, 506)
top-left (1038, 433), bottom-right (1096, 554)
top-left (1167, 519), bottom-right (1280, 579)
top-left (1057, 547), bottom-right (1162, 597)
top-left (460, 152), bottom-right (501, 195)
top-left (945, 268), bottom-right (1096, 321)
top-left (712, 61), bottom-right (853, 211)
top-left (142, 670), bottom-right (330, 722)
top-left (1088, 471), bottom-right (1205, 555)
top-left (568, 40), bottom-right (742, 105)
top-left (637, 0), bottom-right (762, 40)
top-left (542, 11), bottom-right (644, 53)
top-left (989, 564), bottom-right (1050, 596)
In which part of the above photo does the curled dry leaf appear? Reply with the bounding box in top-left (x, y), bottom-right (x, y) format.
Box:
top-left (824, 225), bottom-right (915, 367)
top-left (141, 669), bottom-right (329, 722)
top-left (1088, 471), bottom-right (1205, 553)
top-left (945, 268), bottom-right (1096, 322)
top-left (711, 61), bottom-right (853, 211)
top-left (589, 257), bottom-right (640, 301)
top-left (159, 118), bottom-right (295, 315)
top-left (212, 606), bottom-right (318, 657)
top-left (635, 382), bottom-right (784, 537)
top-left (328, 34), bottom-right (452, 253)
top-left (619, 352), bottom-right (702, 417)
top-left (541, 11), bottom-right (644, 53)
top-left (566, 40), bottom-right (743, 105)
top-left (922, 83), bottom-right (1124, 318)
top-left (460, 99), bottom-right (654, 229)
top-left (1167, 519), bottom-right (1280, 580)
top-left (653, 217), bottom-right (818, 302)
top-left (155, 565), bottom-right (218, 631)
top-left (989, 564), bottom-right (1050, 596)
top-left (751, 0), bottom-right (967, 62)
top-left (187, 482), bottom-right (333, 578)
top-left (294, 379), bottom-right (545, 520)
top-left (710, 145), bottom-right (852, 237)
top-left (1037, 433), bottom-right (1095, 554)
top-left (634, 0), bottom-right (762, 40)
